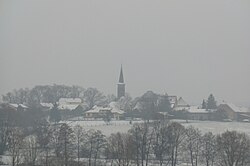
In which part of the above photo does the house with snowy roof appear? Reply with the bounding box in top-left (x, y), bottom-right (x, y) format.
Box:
top-left (186, 106), bottom-right (215, 121)
top-left (217, 103), bottom-right (250, 121)
top-left (174, 97), bottom-right (190, 111)
top-left (171, 97), bottom-right (216, 120)
top-left (84, 102), bottom-right (124, 120)
top-left (8, 103), bottom-right (29, 111)
top-left (39, 103), bottom-right (54, 111)
top-left (57, 98), bottom-right (87, 111)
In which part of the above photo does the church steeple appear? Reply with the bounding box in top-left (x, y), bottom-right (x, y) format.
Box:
top-left (119, 65), bottom-right (124, 83)
top-left (117, 65), bottom-right (125, 99)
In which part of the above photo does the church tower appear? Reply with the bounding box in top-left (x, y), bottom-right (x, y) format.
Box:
top-left (117, 65), bottom-right (125, 99)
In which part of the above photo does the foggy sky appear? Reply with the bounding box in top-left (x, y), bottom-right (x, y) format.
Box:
top-left (0, 0), bottom-right (250, 106)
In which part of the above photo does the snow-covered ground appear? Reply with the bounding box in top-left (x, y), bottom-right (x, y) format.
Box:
top-left (180, 120), bottom-right (250, 135)
top-left (63, 119), bottom-right (250, 136)
top-left (64, 120), bottom-right (141, 136)
top-left (1, 120), bottom-right (249, 165)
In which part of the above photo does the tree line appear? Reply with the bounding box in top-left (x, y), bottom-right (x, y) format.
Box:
top-left (2, 85), bottom-right (109, 110)
top-left (1, 120), bottom-right (250, 166)
top-left (2, 84), bottom-right (218, 114)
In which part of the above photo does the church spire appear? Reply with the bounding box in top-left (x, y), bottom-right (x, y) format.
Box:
top-left (117, 65), bottom-right (125, 99)
top-left (118, 65), bottom-right (124, 83)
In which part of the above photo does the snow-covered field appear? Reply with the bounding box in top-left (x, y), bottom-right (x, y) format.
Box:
top-left (181, 120), bottom-right (250, 135)
top-left (64, 120), bottom-right (250, 136)
top-left (65, 120), bottom-right (138, 136)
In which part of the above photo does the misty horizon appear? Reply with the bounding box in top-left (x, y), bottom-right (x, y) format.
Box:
top-left (1, 0), bottom-right (250, 106)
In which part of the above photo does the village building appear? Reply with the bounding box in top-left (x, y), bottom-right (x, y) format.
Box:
top-left (39, 102), bottom-right (54, 111)
top-left (57, 98), bottom-right (87, 111)
top-left (7, 103), bottom-right (29, 111)
top-left (173, 97), bottom-right (190, 111)
top-left (186, 106), bottom-right (214, 121)
top-left (0, 103), bottom-right (29, 112)
top-left (217, 103), bottom-right (250, 121)
top-left (171, 98), bottom-right (217, 120)
top-left (84, 102), bottom-right (124, 120)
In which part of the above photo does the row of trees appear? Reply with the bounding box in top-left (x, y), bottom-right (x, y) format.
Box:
top-left (1, 120), bottom-right (249, 166)
top-left (2, 85), bottom-right (109, 109)
top-left (1, 85), bottom-right (137, 114)
top-left (138, 91), bottom-right (172, 115)
top-left (2, 84), bottom-right (218, 112)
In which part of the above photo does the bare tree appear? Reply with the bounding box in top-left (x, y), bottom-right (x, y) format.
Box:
top-left (107, 132), bottom-right (135, 166)
top-left (2, 88), bottom-right (30, 104)
top-left (84, 88), bottom-right (107, 109)
top-left (217, 131), bottom-right (250, 166)
top-left (85, 130), bottom-right (106, 166)
top-left (167, 122), bottom-right (185, 166)
top-left (201, 132), bottom-right (217, 166)
top-left (122, 133), bottom-right (136, 166)
top-left (184, 126), bottom-right (202, 166)
top-left (7, 128), bottom-right (24, 166)
top-left (0, 118), bottom-right (9, 155)
top-left (152, 120), bottom-right (171, 166)
top-left (57, 123), bottom-right (75, 166)
top-left (69, 85), bottom-right (85, 99)
top-left (74, 125), bottom-right (85, 166)
top-left (22, 135), bottom-right (39, 166)
top-left (28, 85), bottom-right (46, 105)
top-left (106, 94), bottom-right (116, 103)
top-left (35, 121), bottom-right (52, 166)
top-left (2, 92), bottom-right (15, 103)
top-left (117, 93), bottom-right (133, 112)
top-left (129, 122), bottom-right (154, 166)
top-left (129, 124), bottom-right (141, 166)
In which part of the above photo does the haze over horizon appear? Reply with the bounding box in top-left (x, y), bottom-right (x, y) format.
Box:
top-left (0, 0), bottom-right (250, 106)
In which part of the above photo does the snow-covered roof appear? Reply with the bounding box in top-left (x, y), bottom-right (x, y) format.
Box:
top-left (85, 106), bottom-right (111, 113)
top-left (158, 112), bottom-right (173, 116)
top-left (59, 98), bottom-right (82, 104)
top-left (111, 108), bottom-right (124, 114)
top-left (173, 97), bottom-right (190, 111)
top-left (174, 106), bottom-right (190, 111)
top-left (85, 104), bottom-right (124, 115)
top-left (109, 102), bottom-right (118, 108)
top-left (57, 98), bottom-right (85, 111)
top-left (133, 102), bottom-right (143, 110)
top-left (176, 97), bottom-right (189, 107)
top-left (40, 103), bottom-right (54, 109)
top-left (187, 106), bottom-right (208, 114)
top-left (9, 103), bottom-right (28, 109)
top-left (226, 103), bottom-right (250, 113)
top-left (58, 104), bottom-right (81, 111)
top-left (108, 102), bottom-right (125, 114)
